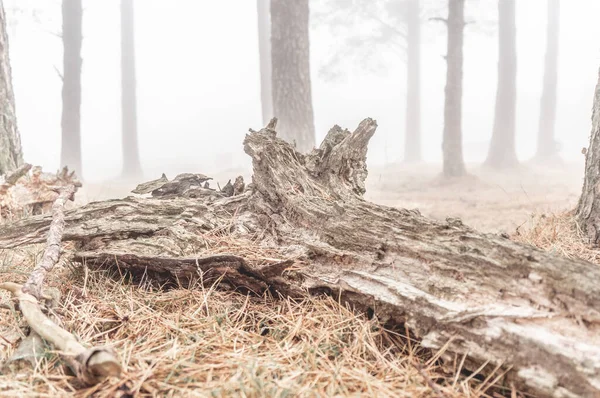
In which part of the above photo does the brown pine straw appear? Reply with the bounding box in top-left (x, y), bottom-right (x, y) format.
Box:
top-left (0, 185), bottom-right (120, 385)
top-left (512, 210), bottom-right (600, 264)
top-left (0, 246), bottom-right (532, 397)
top-left (3, 193), bottom-right (579, 396)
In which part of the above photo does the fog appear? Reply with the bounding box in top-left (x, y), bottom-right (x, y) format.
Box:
top-left (5, 0), bottom-right (600, 181)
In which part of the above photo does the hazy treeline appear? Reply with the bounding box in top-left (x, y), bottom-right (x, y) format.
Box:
top-left (1, 0), bottom-right (599, 180)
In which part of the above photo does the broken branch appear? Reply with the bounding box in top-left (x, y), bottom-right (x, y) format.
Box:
top-left (0, 184), bottom-right (121, 384)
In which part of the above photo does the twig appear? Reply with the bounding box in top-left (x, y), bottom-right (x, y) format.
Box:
top-left (429, 17), bottom-right (448, 24)
top-left (0, 282), bottom-right (121, 384)
top-left (4, 163), bottom-right (32, 185)
top-left (52, 65), bottom-right (64, 82)
top-left (0, 163), bottom-right (32, 196)
top-left (412, 362), bottom-right (447, 398)
top-left (22, 185), bottom-right (75, 299)
top-left (0, 185), bottom-right (122, 384)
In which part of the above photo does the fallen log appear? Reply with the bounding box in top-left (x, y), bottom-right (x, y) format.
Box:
top-left (1, 118), bottom-right (599, 397)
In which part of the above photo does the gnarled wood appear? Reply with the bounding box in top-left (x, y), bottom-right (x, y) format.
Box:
top-left (1, 119), bottom-right (600, 396)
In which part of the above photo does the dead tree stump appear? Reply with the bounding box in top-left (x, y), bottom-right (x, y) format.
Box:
top-left (1, 119), bottom-right (600, 397)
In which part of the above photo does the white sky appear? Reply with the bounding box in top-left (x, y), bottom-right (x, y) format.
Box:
top-left (5, 0), bottom-right (600, 181)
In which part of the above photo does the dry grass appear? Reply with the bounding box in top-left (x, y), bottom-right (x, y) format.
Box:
top-left (0, 245), bottom-right (521, 398)
top-left (512, 210), bottom-right (600, 264)
top-left (5, 168), bottom-right (583, 397)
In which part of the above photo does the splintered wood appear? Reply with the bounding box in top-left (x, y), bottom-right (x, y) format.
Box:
top-left (1, 119), bottom-right (599, 396)
top-left (0, 165), bottom-right (81, 221)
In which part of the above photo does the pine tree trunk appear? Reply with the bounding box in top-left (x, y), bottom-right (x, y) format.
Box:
top-left (442, 0), bottom-right (466, 177)
top-left (403, 0), bottom-right (421, 163)
top-left (121, 0), bottom-right (142, 179)
top-left (0, 1), bottom-right (22, 176)
top-left (270, 0), bottom-right (315, 153)
top-left (576, 67), bottom-right (600, 245)
top-left (257, 0), bottom-right (273, 126)
top-left (60, 0), bottom-right (83, 178)
top-left (485, 0), bottom-right (518, 169)
top-left (535, 0), bottom-right (560, 162)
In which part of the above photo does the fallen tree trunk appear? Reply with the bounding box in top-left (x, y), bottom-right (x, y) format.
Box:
top-left (1, 119), bottom-right (600, 397)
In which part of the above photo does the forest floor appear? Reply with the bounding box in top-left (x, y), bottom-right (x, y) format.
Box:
top-left (365, 161), bottom-right (584, 234)
top-left (0, 161), bottom-right (589, 397)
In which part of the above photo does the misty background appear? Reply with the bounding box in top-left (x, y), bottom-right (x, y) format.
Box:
top-left (5, 0), bottom-right (600, 181)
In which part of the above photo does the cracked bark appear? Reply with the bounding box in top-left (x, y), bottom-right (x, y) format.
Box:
top-left (1, 119), bottom-right (599, 396)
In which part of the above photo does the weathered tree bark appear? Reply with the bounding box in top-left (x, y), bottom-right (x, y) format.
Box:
top-left (576, 67), bottom-right (600, 246)
top-left (270, 0), bottom-right (315, 153)
top-left (257, 0), bottom-right (273, 126)
top-left (121, 0), bottom-right (142, 179)
top-left (0, 1), bottom-right (23, 176)
top-left (442, 0), bottom-right (466, 177)
top-left (535, 0), bottom-right (560, 163)
top-left (2, 119), bottom-right (600, 396)
top-left (60, 0), bottom-right (83, 177)
top-left (485, 0), bottom-right (518, 169)
top-left (403, 0), bottom-right (421, 163)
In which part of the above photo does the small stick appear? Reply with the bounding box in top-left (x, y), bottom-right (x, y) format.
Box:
top-left (0, 163), bottom-right (32, 195)
top-left (0, 282), bottom-right (121, 384)
top-left (22, 185), bottom-right (75, 299)
top-left (0, 185), bottom-right (122, 384)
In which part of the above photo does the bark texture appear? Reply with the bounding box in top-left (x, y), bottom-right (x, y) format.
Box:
top-left (60, 0), bottom-right (83, 177)
top-left (535, 0), bottom-right (560, 162)
top-left (2, 119), bottom-right (600, 396)
top-left (485, 0), bottom-right (518, 169)
top-left (270, 0), bottom-right (315, 153)
top-left (576, 67), bottom-right (600, 245)
top-left (442, 0), bottom-right (466, 177)
top-left (121, 0), bottom-right (142, 179)
top-left (257, 0), bottom-right (273, 126)
top-left (403, 0), bottom-right (421, 163)
top-left (0, 1), bottom-right (23, 176)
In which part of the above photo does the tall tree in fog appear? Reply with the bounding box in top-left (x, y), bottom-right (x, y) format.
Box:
top-left (257, 0), bottom-right (273, 126)
top-left (485, 0), bottom-right (517, 169)
top-left (403, 0), bottom-right (421, 163)
top-left (316, 0), bottom-right (423, 163)
top-left (576, 67), bottom-right (600, 245)
top-left (441, 0), bottom-right (466, 177)
top-left (270, 0), bottom-right (315, 152)
top-left (121, 0), bottom-right (142, 178)
top-left (0, 1), bottom-right (23, 175)
top-left (60, 0), bottom-right (83, 176)
top-left (535, 0), bottom-right (560, 163)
